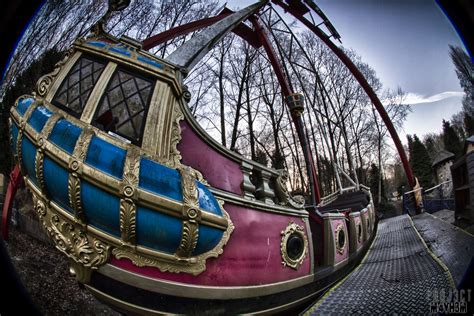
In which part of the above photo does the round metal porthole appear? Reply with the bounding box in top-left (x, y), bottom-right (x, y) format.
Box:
top-left (281, 222), bottom-right (308, 269)
top-left (357, 222), bottom-right (362, 243)
top-left (335, 224), bottom-right (346, 254)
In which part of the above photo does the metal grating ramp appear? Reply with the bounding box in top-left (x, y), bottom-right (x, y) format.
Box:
top-left (305, 214), bottom-right (455, 315)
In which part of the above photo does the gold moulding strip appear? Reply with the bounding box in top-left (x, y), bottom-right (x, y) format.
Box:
top-left (15, 100), bottom-right (40, 172)
top-left (68, 126), bottom-right (95, 225)
top-left (176, 167), bottom-right (201, 258)
top-left (119, 147), bottom-right (140, 244)
top-left (16, 105), bottom-right (228, 231)
top-left (35, 113), bottom-right (61, 195)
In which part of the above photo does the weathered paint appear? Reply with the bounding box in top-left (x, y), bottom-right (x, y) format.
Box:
top-left (178, 121), bottom-right (244, 195)
top-left (86, 136), bottom-right (126, 179)
top-left (82, 179), bottom-right (121, 237)
top-left (48, 119), bottom-right (82, 155)
top-left (27, 106), bottom-right (52, 133)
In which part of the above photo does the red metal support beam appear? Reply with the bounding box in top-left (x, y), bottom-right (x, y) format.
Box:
top-left (273, 0), bottom-right (416, 192)
top-left (1, 164), bottom-right (23, 240)
top-left (143, 8), bottom-right (262, 51)
top-left (143, 13), bottom-right (231, 50)
top-left (250, 16), bottom-right (322, 209)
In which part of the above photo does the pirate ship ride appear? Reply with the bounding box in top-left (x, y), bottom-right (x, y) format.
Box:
top-left (4, 1), bottom-right (389, 314)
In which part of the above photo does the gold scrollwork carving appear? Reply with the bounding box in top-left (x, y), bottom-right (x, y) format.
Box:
top-left (176, 166), bottom-right (201, 258)
top-left (67, 127), bottom-right (95, 224)
top-left (68, 173), bottom-right (86, 223)
top-left (275, 169), bottom-right (305, 209)
top-left (35, 113), bottom-right (61, 194)
top-left (169, 104), bottom-right (184, 168)
top-left (176, 221), bottom-right (199, 258)
top-left (16, 129), bottom-right (24, 168)
top-left (119, 148), bottom-right (140, 244)
top-left (280, 222), bottom-right (308, 270)
top-left (36, 48), bottom-right (74, 97)
top-left (15, 100), bottom-right (38, 170)
top-left (335, 224), bottom-right (346, 255)
top-left (119, 198), bottom-right (136, 244)
top-left (74, 127), bottom-right (94, 161)
top-left (35, 148), bottom-right (45, 192)
top-left (32, 194), bottom-right (110, 283)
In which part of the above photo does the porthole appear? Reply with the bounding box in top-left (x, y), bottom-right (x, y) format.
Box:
top-left (281, 222), bottom-right (308, 269)
top-left (335, 224), bottom-right (346, 254)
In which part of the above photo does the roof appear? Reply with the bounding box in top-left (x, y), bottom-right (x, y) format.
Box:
top-left (431, 150), bottom-right (455, 167)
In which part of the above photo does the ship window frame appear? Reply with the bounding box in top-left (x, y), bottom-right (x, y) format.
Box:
top-left (51, 54), bottom-right (107, 118)
top-left (91, 65), bottom-right (155, 146)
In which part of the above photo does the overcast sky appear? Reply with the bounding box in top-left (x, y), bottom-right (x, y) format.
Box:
top-left (229, 0), bottom-right (466, 141)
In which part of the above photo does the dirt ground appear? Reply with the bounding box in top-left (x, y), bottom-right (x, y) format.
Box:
top-left (4, 223), bottom-right (120, 316)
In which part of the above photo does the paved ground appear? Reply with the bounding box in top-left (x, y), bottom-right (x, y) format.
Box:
top-left (305, 215), bottom-right (455, 315)
top-left (413, 212), bottom-right (474, 286)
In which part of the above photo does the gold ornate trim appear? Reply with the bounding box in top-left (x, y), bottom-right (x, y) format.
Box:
top-left (274, 169), bottom-right (305, 209)
top-left (335, 224), bottom-right (346, 255)
top-left (280, 222), bottom-right (308, 270)
top-left (32, 194), bottom-right (110, 283)
top-left (68, 127), bottom-right (95, 224)
top-left (176, 167), bottom-right (201, 258)
top-left (169, 102), bottom-right (184, 168)
top-left (15, 100), bottom-right (39, 171)
top-left (35, 113), bottom-right (61, 194)
top-left (119, 147), bottom-right (140, 244)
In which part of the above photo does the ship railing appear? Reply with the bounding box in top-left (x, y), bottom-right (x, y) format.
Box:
top-left (240, 161), bottom-right (305, 209)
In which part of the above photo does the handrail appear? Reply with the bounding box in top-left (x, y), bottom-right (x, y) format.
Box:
top-left (404, 187), bottom-right (423, 195)
top-left (424, 180), bottom-right (452, 194)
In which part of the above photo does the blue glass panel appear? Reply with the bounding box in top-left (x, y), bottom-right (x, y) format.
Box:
top-left (196, 182), bottom-right (222, 216)
top-left (139, 158), bottom-right (182, 202)
top-left (193, 225), bottom-right (224, 255)
top-left (21, 138), bottom-right (38, 185)
top-left (137, 55), bottom-right (163, 69)
top-left (11, 123), bottom-right (19, 154)
top-left (48, 119), bottom-right (82, 154)
top-left (27, 106), bottom-right (52, 132)
top-left (85, 136), bottom-right (126, 179)
top-left (16, 97), bottom-right (34, 116)
top-left (136, 206), bottom-right (182, 254)
top-left (81, 180), bottom-right (120, 237)
top-left (109, 45), bottom-right (132, 57)
top-left (43, 157), bottom-right (73, 213)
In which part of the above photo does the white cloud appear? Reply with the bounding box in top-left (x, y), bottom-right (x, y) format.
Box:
top-left (403, 91), bottom-right (464, 105)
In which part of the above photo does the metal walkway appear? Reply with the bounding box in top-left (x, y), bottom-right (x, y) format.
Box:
top-left (412, 212), bottom-right (474, 286)
top-left (305, 214), bottom-right (455, 315)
